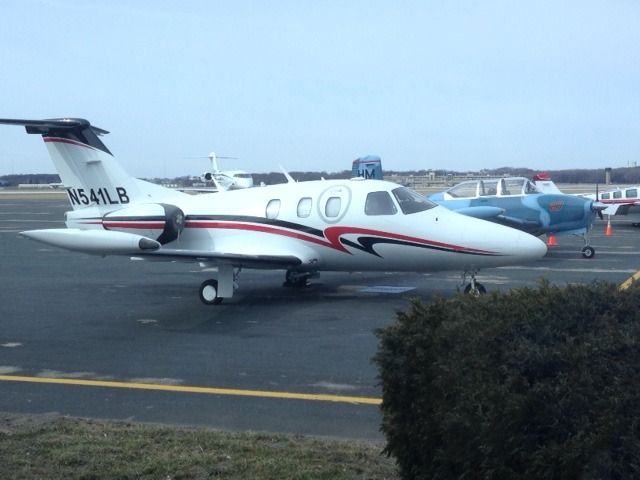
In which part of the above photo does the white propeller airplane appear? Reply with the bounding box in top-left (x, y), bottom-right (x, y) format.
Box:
top-left (0, 118), bottom-right (547, 303)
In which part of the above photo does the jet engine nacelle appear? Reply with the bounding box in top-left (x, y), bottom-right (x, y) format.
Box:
top-left (20, 229), bottom-right (160, 254)
top-left (102, 203), bottom-right (185, 245)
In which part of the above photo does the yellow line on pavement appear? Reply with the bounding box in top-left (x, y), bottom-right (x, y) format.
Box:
top-left (619, 270), bottom-right (640, 290)
top-left (0, 375), bottom-right (381, 405)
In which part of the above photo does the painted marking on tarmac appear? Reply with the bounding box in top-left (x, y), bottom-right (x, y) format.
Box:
top-left (137, 318), bottom-right (158, 325)
top-left (0, 375), bottom-right (382, 405)
top-left (551, 250), bottom-right (640, 255)
top-left (360, 286), bottom-right (416, 294)
top-left (0, 366), bottom-right (22, 374)
top-left (619, 270), bottom-right (640, 290)
top-left (1, 342), bottom-right (22, 348)
top-left (498, 266), bottom-right (636, 274)
top-left (0, 212), bottom-right (50, 215)
top-left (1, 219), bottom-right (64, 223)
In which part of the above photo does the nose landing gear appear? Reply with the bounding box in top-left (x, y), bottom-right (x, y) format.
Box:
top-left (581, 245), bottom-right (595, 259)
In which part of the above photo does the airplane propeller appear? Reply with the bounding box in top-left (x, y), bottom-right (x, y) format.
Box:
top-left (592, 183), bottom-right (605, 220)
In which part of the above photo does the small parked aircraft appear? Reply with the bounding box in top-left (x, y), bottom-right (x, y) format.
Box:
top-left (200, 152), bottom-right (253, 191)
top-left (429, 174), bottom-right (605, 258)
top-left (181, 152), bottom-right (253, 193)
top-left (0, 118), bottom-right (547, 302)
top-left (585, 186), bottom-right (640, 220)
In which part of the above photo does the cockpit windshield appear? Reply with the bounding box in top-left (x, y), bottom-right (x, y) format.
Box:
top-left (524, 180), bottom-right (540, 194)
top-left (392, 187), bottom-right (437, 214)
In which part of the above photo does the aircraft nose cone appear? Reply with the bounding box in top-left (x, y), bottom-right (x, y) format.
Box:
top-left (513, 230), bottom-right (548, 260)
top-left (468, 220), bottom-right (547, 264)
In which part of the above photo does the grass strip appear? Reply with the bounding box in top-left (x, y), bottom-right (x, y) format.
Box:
top-left (0, 413), bottom-right (397, 479)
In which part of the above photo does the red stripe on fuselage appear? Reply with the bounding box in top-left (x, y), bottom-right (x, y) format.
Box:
top-left (185, 220), bottom-right (494, 255)
top-left (103, 221), bottom-right (165, 229)
top-left (323, 226), bottom-right (490, 254)
top-left (44, 137), bottom-right (96, 150)
top-left (185, 220), bottom-right (342, 251)
top-left (77, 220), bottom-right (165, 229)
top-left (600, 199), bottom-right (640, 205)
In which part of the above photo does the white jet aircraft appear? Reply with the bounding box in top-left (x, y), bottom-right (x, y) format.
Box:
top-left (199, 152), bottom-right (253, 191)
top-left (0, 118), bottom-right (547, 303)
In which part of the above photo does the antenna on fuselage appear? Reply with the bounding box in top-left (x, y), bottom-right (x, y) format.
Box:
top-left (279, 165), bottom-right (296, 183)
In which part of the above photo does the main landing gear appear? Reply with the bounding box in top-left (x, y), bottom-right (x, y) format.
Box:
top-left (199, 279), bottom-right (223, 305)
top-left (460, 271), bottom-right (486, 296)
top-left (197, 267), bottom-right (320, 305)
top-left (283, 269), bottom-right (319, 288)
top-left (198, 266), bottom-right (240, 305)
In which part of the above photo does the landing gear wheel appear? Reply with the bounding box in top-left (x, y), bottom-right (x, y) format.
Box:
top-left (199, 279), bottom-right (223, 305)
top-left (464, 282), bottom-right (487, 296)
top-left (283, 270), bottom-right (309, 288)
top-left (581, 246), bottom-right (595, 259)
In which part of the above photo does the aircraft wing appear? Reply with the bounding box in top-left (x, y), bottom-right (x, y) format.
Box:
top-left (495, 215), bottom-right (541, 229)
top-left (138, 248), bottom-right (303, 269)
top-left (454, 206), bottom-right (505, 219)
top-left (177, 187), bottom-right (219, 194)
top-left (454, 210), bottom-right (540, 230)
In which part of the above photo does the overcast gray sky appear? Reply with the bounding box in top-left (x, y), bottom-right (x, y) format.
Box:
top-left (1, 0), bottom-right (638, 177)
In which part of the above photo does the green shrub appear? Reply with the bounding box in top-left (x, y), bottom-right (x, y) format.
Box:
top-left (374, 281), bottom-right (640, 479)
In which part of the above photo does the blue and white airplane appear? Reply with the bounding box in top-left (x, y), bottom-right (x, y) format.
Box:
top-left (429, 174), bottom-right (605, 258)
top-left (0, 118), bottom-right (547, 301)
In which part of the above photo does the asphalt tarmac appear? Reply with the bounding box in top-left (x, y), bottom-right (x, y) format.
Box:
top-left (1, 197), bottom-right (639, 440)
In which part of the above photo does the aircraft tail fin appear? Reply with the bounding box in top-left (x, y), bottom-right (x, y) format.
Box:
top-left (352, 155), bottom-right (383, 180)
top-left (0, 118), bottom-right (184, 210)
top-left (532, 172), bottom-right (563, 194)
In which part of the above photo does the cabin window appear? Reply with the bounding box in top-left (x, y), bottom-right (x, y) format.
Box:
top-left (613, 191), bottom-right (622, 199)
top-left (392, 187), bottom-right (437, 214)
top-left (480, 180), bottom-right (498, 196)
top-left (503, 178), bottom-right (525, 195)
top-left (265, 199), bottom-right (281, 219)
top-left (297, 197), bottom-right (312, 218)
top-left (325, 197), bottom-right (341, 217)
top-left (365, 191), bottom-right (397, 216)
top-left (447, 181), bottom-right (478, 198)
top-left (601, 192), bottom-right (610, 200)
top-left (626, 189), bottom-right (637, 198)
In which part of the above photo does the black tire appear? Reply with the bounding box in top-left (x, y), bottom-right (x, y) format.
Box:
top-left (199, 279), bottom-right (223, 305)
top-left (581, 246), bottom-right (595, 259)
top-left (284, 270), bottom-right (309, 288)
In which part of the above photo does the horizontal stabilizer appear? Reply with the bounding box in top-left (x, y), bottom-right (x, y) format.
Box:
top-left (0, 117), bottom-right (111, 155)
top-left (0, 118), bottom-right (109, 135)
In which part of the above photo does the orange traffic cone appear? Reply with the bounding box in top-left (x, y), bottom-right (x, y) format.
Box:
top-left (546, 234), bottom-right (557, 246)
top-left (604, 220), bottom-right (613, 236)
